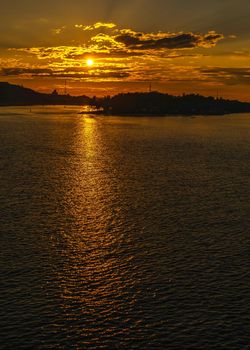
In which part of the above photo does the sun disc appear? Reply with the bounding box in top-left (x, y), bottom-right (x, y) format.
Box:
top-left (87, 59), bottom-right (94, 66)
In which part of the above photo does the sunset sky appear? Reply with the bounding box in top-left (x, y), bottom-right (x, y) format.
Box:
top-left (0, 0), bottom-right (249, 100)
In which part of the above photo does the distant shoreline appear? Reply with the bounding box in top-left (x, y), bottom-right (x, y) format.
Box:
top-left (1, 104), bottom-right (249, 117)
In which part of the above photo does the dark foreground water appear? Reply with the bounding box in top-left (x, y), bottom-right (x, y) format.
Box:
top-left (0, 106), bottom-right (249, 350)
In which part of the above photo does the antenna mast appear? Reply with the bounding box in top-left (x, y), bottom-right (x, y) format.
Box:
top-left (64, 80), bottom-right (67, 95)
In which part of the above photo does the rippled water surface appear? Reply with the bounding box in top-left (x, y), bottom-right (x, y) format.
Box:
top-left (0, 106), bottom-right (249, 349)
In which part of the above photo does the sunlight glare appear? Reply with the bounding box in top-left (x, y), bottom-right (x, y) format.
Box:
top-left (87, 59), bottom-right (94, 67)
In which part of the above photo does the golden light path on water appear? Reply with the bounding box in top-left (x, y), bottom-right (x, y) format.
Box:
top-left (55, 116), bottom-right (141, 342)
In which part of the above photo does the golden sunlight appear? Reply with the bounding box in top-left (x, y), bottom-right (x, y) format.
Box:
top-left (86, 59), bottom-right (94, 67)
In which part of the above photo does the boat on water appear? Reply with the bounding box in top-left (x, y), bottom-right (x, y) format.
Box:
top-left (78, 105), bottom-right (104, 115)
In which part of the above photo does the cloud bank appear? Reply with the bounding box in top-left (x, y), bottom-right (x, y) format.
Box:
top-left (1, 22), bottom-right (241, 87)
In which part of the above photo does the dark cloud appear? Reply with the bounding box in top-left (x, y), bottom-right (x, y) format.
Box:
top-left (0, 66), bottom-right (130, 79)
top-left (202, 67), bottom-right (250, 75)
top-left (1, 68), bottom-right (53, 76)
top-left (53, 72), bottom-right (130, 78)
top-left (115, 31), bottom-right (223, 50)
top-left (201, 67), bottom-right (250, 85)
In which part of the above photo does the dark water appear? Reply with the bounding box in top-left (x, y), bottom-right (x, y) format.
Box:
top-left (0, 106), bottom-right (249, 350)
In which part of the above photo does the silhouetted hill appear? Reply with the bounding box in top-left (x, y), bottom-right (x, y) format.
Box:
top-left (0, 82), bottom-right (91, 106)
top-left (1, 82), bottom-right (250, 115)
top-left (95, 92), bottom-right (250, 116)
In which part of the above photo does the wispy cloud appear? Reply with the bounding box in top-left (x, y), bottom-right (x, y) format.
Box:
top-left (75, 22), bottom-right (116, 31)
top-left (51, 26), bottom-right (66, 35)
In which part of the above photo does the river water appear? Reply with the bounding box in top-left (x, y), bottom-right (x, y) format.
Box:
top-left (0, 106), bottom-right (249, 349)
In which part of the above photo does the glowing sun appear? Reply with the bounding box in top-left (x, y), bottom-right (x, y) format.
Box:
top-left (86, 59), bottom-right (94, 66)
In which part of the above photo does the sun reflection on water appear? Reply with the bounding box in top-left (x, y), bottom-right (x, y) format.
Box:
top-left (54, 116), bottom-right (139, 342)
